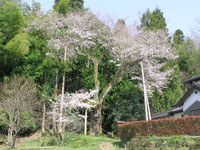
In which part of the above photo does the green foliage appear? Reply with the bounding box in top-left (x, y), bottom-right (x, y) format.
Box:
top-left (64, 51), bottom-right (117, 93)
top-left (55, 0), bottom-right (84, 10)
top-left (177, 38), bottom-right (200, 78)
top-left (103, 79), bottom-right (145, 134)
top-left (139, 8), bottom-right (167, 31)
top-left (0, 1), bottom-right (26, 78)
top-left (0, 1), bottom-right (25, 43)
top-left (17, 111), bottom-right (37, 135)
top-left (69, 0), bottom-right (84, 10)
top-left (5, 33), bottom-right (30, 56)
top-left (173, 29), bottom-right (184, 47)
top-left (0, 107), bottom-right (8, 134)
top-left (0, 0), bottom-right (21, 6)
top-left (119, 116), bottom-right (200, 141)
top-left (151, 66), bottom-right (184, 115)
top-left (139, 9), bottom-right (151, 30)
top-left (54, 0), bottom-right (71, 15)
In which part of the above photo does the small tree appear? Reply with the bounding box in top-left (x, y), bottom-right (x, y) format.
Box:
top-left (48, 90), bottom-right (96, 144)
top-left (0, 76), bottom-right (39, 148)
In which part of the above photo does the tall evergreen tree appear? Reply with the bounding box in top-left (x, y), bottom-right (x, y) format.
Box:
top-left (69, 0), bottom-right (84, 10)
top-left (54, 0), bottom-right (71, 15)
top-left (173, 29), bottom-right (184, 46)
top-left (54, 0), bottom-right (84, 14)
top-left (139, 9), bottom-right (151, 30)
top-left (139, 7), bottom-right (167, 31)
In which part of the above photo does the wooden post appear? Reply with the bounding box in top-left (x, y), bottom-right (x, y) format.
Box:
top-left (84, 109), bottom-right (88, 135)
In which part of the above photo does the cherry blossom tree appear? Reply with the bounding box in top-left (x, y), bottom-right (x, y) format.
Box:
top-left (29, 11), bottom-right (112, 135)
top-left (48, 90), bottom-right (96, 144)
top-left (28, 11), bottom-right (77, 136)
top-left (29, 11), bottom-right (176, 135)
top-left (111, 22), bottom-right (176, 121)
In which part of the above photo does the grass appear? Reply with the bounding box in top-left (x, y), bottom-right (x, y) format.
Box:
top-left (2, 133), bottom-right (200, 150)
top-left (1, 132), bottom-right (124, 150)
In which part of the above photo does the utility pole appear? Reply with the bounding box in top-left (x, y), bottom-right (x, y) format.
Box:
top-left (141, 61), bottom-right (151, 120)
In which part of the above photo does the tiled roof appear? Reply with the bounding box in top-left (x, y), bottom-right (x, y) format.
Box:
top-left (152, 106), bottom-right (183, 119)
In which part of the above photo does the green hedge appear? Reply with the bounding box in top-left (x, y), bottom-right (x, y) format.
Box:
top-left (119, 116), bottom-right (200, 141)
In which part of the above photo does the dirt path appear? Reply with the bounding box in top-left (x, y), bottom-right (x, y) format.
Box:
top-left (18, 132), bottom-right (41, 144)
top-left (99, 142), bottom-right (116, 150)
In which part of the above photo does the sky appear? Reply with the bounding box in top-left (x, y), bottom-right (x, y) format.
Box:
top-left (23, 0), bottom-right (200, 36)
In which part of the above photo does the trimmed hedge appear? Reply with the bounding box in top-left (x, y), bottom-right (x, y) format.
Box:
top-left (119, 116), bottom-right (200, 141)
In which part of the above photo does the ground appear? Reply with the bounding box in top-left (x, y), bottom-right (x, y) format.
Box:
top-left (2, 133), bottom-right (200, 149)
top-left (99, 142), bottom-right (116, 150)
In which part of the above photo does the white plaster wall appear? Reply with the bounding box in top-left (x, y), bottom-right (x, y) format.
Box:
top-left (173, 112), bottom-right (183, 118)
top-left (183, 90), bottom-right (200, 112)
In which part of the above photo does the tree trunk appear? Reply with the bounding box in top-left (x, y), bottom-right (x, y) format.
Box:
top-left (58, 47), bottom-right (67, 134)
top-left (52, 103), bottom-right (57, 136)
top-left (90, 69), bottom-right (123, 135)
top-left (8, 127), bottom-right (14, 147)
top-left (61, 122), bottom-right (66, 145)
top-left (8, 126), bottom-right (17, 148)
top-left (53, 70), bottom-right (58, 136)
top-left (90, 106), bottom-right (102, 135)
top-left (94, 62), bottom-right (100, 101)
top-left (58, 74), bottom-right (65, 133)
top-left (90, 59), bottom-right (102, 135)
top-left (12, 132), bottom-right (17, 148)
top-left (42, 102), bottom-right (46, 133)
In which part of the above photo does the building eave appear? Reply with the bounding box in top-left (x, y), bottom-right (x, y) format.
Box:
top-left (184, 74), bottom-right (200, 83)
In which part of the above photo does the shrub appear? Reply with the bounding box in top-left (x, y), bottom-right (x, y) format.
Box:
top-left (41, 137), bottom-right (58, 146)
top-left (119, 116), bottom-right (200, 141)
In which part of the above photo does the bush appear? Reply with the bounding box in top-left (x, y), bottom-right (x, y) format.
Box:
top-left (41, 137), bottom-right (58, 146)
top-left (119, 116), bottom-right (200, 141)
